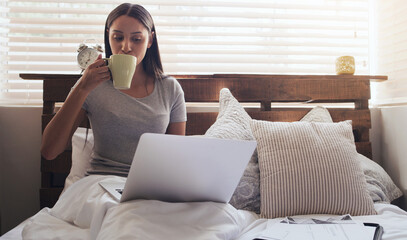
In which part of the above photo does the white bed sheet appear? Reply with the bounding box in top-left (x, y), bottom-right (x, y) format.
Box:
top-left (0, 208), bottom-right (90, 240)
top-left (235, 203), bottom-right (407, 240)
top-left (2, 175), bottom-right (407, 240)
top-left (0, 220), bottom-right (27, 240)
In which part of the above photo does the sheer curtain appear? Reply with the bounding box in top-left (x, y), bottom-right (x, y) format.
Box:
top-left (0, 0), bottom-right (369, 105)
top-left (370, 0), bottom-right (407, 106)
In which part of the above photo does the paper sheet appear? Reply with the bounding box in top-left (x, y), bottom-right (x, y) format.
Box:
top-left (256, 215), bottom-right (376, 240)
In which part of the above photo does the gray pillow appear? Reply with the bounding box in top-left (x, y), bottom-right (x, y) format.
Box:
top-left (205, 88), bottom-right (260, 213)
top-left (301, 106), bottom-right (403, 203)
top-left (358, 154), bottom-right (403, 203)
top-left (300, 106), bottom-right (333, 123)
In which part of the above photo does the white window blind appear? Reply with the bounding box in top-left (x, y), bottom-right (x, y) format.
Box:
top-left (0, 1), bottom-right (8, 103)
top-left (370, 0), bottom-right (407, 106)
top-left (1, 0), bottom-right (369, 105)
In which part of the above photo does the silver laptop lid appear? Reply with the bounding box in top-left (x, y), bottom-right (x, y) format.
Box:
top-left (120, 133), bottom-right (256, 203)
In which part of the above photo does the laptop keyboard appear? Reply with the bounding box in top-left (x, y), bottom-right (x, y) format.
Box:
top-left (115, 189), bottom-right (123, 195)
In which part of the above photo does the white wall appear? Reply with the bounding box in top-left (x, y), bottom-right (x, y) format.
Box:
top-left (0, 106), bottom-right (42, 235)
top-left (372, 106), bottom-right (407, 210)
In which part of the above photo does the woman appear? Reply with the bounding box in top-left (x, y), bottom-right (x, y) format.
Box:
top-left (41, 3), bottom-right (187, 176)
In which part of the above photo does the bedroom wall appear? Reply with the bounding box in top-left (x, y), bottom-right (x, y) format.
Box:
top-left (371, 106), bottom-right (407, 210)
top-left (0, 106), bottom-right (42, 235)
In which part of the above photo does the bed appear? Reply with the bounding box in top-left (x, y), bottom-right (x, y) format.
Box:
top-left (2, 73), bottom-right (406, 240)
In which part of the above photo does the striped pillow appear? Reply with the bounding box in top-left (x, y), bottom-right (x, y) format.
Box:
top-left (250, 120), bottom-right (376, 218)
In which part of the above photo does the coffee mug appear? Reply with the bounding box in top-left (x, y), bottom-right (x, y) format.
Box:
top-left (103, 54), bottom-right (137, 89)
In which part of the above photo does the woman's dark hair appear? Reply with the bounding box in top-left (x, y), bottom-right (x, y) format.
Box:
top-left (104, 3), bottom-right (164, 80)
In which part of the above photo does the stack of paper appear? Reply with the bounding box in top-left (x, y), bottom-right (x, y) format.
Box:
top-left (256, 215), bottom-right (376, 240)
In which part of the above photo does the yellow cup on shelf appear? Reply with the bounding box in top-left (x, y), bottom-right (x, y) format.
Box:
top-left (335, 56), bottom-right (355, 75)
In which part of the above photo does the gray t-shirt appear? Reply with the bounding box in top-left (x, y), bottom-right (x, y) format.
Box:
top-left (82, 76), bottom-right (186, 176)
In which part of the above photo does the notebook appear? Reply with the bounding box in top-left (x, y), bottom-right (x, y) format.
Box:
top-left (99, 133), bottom-right (257, 203)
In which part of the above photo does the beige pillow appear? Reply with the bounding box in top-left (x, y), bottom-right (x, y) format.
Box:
top-left (250, 120), bottom-right (376, 218)
top-left (301, 106), bottom-right (403, 203)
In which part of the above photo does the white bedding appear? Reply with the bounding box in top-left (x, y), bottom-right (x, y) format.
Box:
top-left (235, 203), bottom-right (407, 240)
top-left (22, 175), bottom-right (257, 240)
top-left (2, 175), bottom-right (407, 240)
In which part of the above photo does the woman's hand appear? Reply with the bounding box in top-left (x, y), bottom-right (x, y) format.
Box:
top-left (78, 54), bottom-right (111, 92)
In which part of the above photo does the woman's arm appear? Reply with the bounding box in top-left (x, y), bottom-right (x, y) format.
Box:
top-left (166, 122), bottom-right (186, 135)
top-left (41, 89), bottom-right (88, 160)
top-left (41, 57), bottom-right (110, 160)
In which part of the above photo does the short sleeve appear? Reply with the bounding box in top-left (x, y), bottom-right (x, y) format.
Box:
top-left (170, 79), bottom-right (187, 123)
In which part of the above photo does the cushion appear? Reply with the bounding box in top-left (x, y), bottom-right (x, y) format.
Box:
top-left (300, 106), bottom-right (333, 123)
top-left (251, 119), bottom-right (376, 218)
top-left (301, 106), bottom-right (403, 203)
top-left (205, 88), bottom-right (260, 213)
top-left (358, 154), bottom-right (403, 203)
top-left (63, 127), bottom-right (94, 192)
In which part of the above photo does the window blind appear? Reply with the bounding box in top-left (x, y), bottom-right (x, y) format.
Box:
top-left (1, 0), bottom-right (369, 105)
top-left (0, 2), bottom-right (8, 103)
top-left (370, 0), bottom-right (407, 106)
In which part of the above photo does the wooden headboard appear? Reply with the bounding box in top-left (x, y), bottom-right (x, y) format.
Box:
top-left (20, 73), bottom-right (387, 209)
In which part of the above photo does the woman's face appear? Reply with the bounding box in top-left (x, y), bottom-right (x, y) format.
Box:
top-left (108, 15), bottom-right (152, 65)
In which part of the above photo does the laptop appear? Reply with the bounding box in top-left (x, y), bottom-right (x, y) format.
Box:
top-left (99, 133), bottom-right (256, 203)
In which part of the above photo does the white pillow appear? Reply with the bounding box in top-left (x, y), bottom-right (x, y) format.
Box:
top-left (63, 127), bottom-right (94, 192)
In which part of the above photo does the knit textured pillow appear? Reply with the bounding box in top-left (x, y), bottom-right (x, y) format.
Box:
top-left (251, 119), bottom-right (376, 218)
top-left (205, 88), bottom-right (260, 213)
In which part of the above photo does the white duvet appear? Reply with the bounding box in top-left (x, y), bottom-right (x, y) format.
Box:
top-left (14, 175), bottom-right (407, 240)
top-left (21, 175), bottom-right (257, 240)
